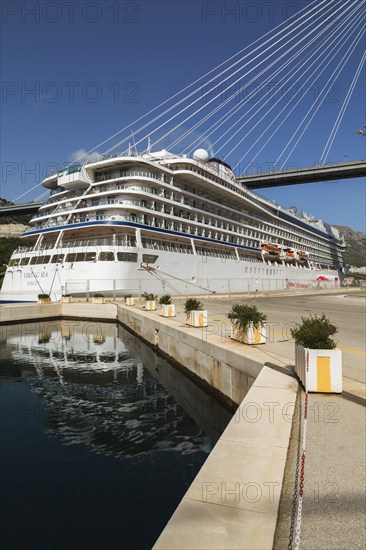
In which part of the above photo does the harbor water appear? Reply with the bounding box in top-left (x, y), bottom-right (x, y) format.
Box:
top-left (0, 320), bottom-right (232, 550)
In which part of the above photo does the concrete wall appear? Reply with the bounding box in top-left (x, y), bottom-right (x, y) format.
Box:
top-left (153, 367), bottom-right (298, 550)
top-left (0, 303), bottom-right (62, 324)
top-left (0, 302), bottom-right (117, 325)
top-left (1, 302), bottom-right (282, 406)
top-left (117, 304), bottom-right (270, 405)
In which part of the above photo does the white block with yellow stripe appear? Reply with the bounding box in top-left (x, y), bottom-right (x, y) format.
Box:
top-left (295, 345), bottom-right (342, 393)
top-left (160, 304), bottom-right (176, 317)
top-left (230, 321), bottom-right (266, 345)
top-left (186, 310), bottom-right (208, 327)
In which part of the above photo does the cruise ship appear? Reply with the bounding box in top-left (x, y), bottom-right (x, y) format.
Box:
top-left (1, 148), bottom-right (346, 302)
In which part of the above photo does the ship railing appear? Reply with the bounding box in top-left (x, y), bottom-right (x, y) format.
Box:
top-left (60, 237), bottom-right (136, 249)
top-left (95, 169), bottom-right (165, 183)
top-left (33, 243), bottom-right (55, 251)
top-left (96, 176), bottom-right (249, 223)
top-left (50, 187), bottom-right (67, 196)
top-left (48, 190), bottom-right (80, 204)
top-left (14, 246), bottom-right (33, 254)
top-left (32, 205), bottom-right (73, 220)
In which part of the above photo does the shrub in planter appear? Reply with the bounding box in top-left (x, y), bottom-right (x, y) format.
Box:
top-left (290, 314), bottom-right (342, 393)
top-left (92, 293), bottom-right (105, 304)
top-left (61, 294), bottom-right (72, 303)
top-left (125, 295), bottom-right (135, 306)
top-left (143, 292), bottom-right (157, 311)
top-left (185, 298), bottom-right (207, 327)
top-left (159, 295), bottom-right (175, 317)
top-left (37, 293), bottom-right (51, 304)
top-left (228, 304), bottom-right (266, 345)
top-left (184, 298), bottom-right (203, 313)
top-left (159, 294), bottom-right (172, 305)
top-left (290, 314), bottom-right (337, 349)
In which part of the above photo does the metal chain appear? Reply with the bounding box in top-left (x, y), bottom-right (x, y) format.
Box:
top-left (294, 392), bottom-right (309, 550)
top-left (294, 497), bottom-right (303, 549)
top-left (288, 388), bottom-right (302, 550)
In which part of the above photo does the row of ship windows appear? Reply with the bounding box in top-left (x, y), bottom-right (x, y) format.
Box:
top-left (47, 176), bottom-right (331, 251)
top-left (32, 209), bottom-right (330, 257)
top-left (8, 253), bottom-right (159, 267)
top-left (53, 172), bottom-right (285, 240)
top-left (141, 239), bottom-right (262, 262)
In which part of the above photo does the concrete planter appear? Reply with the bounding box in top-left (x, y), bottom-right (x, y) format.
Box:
top-left (61, 296), bottom-right (72, 303)
top-left (125, 297), bottom-right (135, 306)
top-left (160, 304), bottom-right (176, 317)
top-left (37, 297), bottom-right (51, 304)
top-left (186, 310), bottom-right (208, 327)
top-left (145, 300), bottom-right (157, 311)
top-left (295, 345), bottom-right (342, 393)
top-left (92, 297), bottom-right (105, 304)
top-left (231, 321), bottom-right (266, 345)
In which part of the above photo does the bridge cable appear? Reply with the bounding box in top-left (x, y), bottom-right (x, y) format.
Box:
top-left (214, 1), bottom-right (362, 164)
top-left (175, 1), bottom-right (359, 156)
top-left (78, 0), bottom-right (329, 162)
top-left (127, 0), bottom-right (348, 155)
top-left (276, 23), bottom-right (365, 168)
top-left (174, 2), bottom-right (354, 155)
top-left (320, 50), bottom-right (366, 164)
top-left (232, 3), bottom-right (365, 169)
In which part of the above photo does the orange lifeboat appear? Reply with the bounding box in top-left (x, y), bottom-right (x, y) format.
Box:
top-left (261, 243), bottom-right (280, 255)
top-left (283, 247), bottom-right (295, 258)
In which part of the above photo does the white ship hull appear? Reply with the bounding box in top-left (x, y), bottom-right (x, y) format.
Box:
top-left (1, 245), bottom-right (341, 302)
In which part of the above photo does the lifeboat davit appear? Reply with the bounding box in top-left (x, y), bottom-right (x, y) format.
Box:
top-left (297, 250), bottom-right (309, 262)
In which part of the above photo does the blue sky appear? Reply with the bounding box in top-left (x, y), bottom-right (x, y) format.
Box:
top-left (1, 0), bottom-right (365, 231)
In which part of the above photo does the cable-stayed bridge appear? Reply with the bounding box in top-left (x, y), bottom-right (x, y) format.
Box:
top-left (236, 159), bottom-right (366, 189)
top-left (3, 0), bottom-right (365, 214)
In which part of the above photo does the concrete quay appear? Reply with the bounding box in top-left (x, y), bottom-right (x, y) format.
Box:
top-left (0, 288), bottom-right (365, 549)
top-left (161, 289), bottom-right (366, 399)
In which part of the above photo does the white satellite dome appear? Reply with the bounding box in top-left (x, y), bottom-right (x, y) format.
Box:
top-left (193, 148), bottom-right (209, 163)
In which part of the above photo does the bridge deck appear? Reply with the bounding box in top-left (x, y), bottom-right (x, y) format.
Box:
top-left (236, 160), bottom-right (366, 189)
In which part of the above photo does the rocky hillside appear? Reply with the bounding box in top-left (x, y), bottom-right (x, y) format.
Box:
top-left (334, 225), bottom-right (366, 267)
top-left (0, 198), bottom-right (31, 272)
top-left (0, 198), bottom-right (32, 225)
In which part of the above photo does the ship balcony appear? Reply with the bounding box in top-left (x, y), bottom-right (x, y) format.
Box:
top-left (58, 165), bottom-right (93, 190)
top-left (42, 174), bottom-right (59, 189)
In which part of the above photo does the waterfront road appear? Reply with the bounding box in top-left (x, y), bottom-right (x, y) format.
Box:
top-left (170, 289), bottom-right (366, 395)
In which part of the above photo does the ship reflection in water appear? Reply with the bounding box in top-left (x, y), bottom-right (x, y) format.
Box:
top-left (0, 320), bottom-right (232, 550)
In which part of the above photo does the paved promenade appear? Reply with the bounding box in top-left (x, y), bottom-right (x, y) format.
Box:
top-left (274, 392), bottom-right (366, 550)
